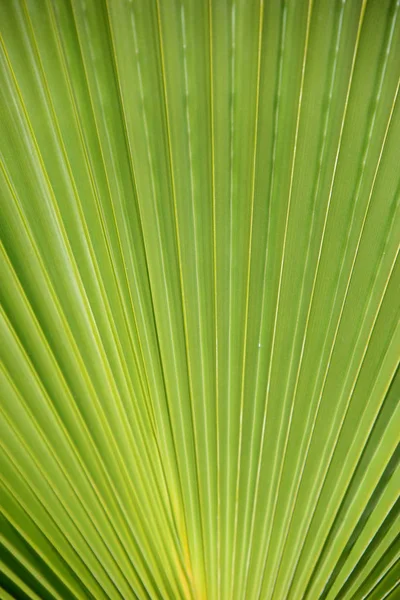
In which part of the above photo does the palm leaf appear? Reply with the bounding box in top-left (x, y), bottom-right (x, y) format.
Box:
top-left (0, 0), bottom-right (399, 598)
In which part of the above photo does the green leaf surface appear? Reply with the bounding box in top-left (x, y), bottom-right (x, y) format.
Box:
top-left (1, 0), bottom-right (399, 598)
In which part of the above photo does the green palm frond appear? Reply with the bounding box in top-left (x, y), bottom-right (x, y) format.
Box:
top-left (0, 0), bottom-right (399, 599)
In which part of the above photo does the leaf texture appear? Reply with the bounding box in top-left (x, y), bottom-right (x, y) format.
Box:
top-left (0, 0), bottom-right (399, 598)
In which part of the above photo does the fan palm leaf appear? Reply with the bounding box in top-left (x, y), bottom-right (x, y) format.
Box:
top-left (0, 0), bottom-right (399, 598)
